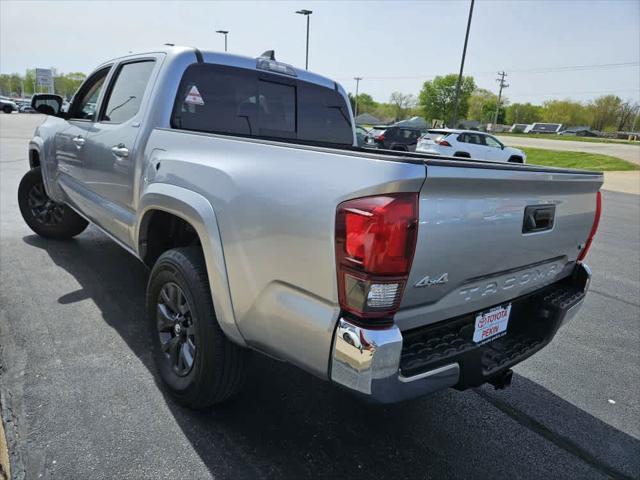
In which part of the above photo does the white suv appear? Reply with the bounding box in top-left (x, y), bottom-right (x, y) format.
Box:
top-left (416, 129), bottom-right (526, 163)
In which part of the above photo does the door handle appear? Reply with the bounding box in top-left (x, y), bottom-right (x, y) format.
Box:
top-left (111, 144), bottom-right (129, 158)
top-left (72, 136), bottom-right (85, 147)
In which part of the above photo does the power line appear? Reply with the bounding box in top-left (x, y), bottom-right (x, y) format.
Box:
top-left (508, 88), bottom-right (640, 99)
top-left (336, 61), bottom-right (639, 82)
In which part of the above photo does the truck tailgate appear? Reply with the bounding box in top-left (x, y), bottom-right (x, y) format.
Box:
top-left (396, 160), bottom-right (603, 331)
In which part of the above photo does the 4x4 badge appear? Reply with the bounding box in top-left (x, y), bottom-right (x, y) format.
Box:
top-left (415, 273), bottom-right (449, 288)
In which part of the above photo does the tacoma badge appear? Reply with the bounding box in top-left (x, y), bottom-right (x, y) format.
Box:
top-left (415, 273), bottom-right (449, 288)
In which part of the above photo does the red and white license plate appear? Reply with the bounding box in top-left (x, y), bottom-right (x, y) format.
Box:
top-left (473, 304), bottom-right (511, 344)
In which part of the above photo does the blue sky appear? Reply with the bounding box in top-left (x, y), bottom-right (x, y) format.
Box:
top-left (1, 0), bottom-right (638, 104)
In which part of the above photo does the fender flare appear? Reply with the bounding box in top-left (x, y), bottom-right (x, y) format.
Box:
top-left (136, 183), bottom-right (246, 347)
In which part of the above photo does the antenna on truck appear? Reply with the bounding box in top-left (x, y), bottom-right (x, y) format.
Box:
top-left (260, 50), bottom-right (276, 60)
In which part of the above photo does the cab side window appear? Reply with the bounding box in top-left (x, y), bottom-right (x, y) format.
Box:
top-left (69, 67), bottom-right (110, 121)
top-left (100, 61), bottom-right (155, 124)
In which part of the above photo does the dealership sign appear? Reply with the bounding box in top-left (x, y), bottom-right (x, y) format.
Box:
top-left (35, 68), bottom-right (54, 93)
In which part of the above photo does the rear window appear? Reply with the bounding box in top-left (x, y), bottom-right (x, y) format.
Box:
top-left (425, 131), bottom-right (450, 142)
top-left (171, 63), bottom-right (353, 146)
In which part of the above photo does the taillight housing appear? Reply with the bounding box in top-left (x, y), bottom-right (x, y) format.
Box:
top-left (577, 190), bottom-right (602, 262)
top-left (335, 193), bottom-right (419, 325)
top-left (374, 134), bottom-right (385, 142)
top-left (437, 139), bottom-right (452, 147)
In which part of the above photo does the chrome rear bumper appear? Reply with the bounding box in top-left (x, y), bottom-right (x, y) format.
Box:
top-left (330, 263), bottom-right (591, 403)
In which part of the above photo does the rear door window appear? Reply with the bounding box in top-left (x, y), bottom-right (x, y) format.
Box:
top-left (172, 63), bottom-right (353, 146)
top-left (465, 133), bottom-right (483, 145)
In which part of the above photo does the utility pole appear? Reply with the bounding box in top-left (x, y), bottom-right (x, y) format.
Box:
top-left (353, 77), bottom-right (362, 117)
top-left (492, 71), bottom-right (509, 131)
top-left (295, 9), bottom-right (313, 69)
top-left (450, 0), bottom-right (475, 128)
top-left (216, 30), bottom-right (229, 52)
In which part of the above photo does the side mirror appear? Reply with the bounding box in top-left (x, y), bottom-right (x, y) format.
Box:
top-left (31, 94), bottom-right (64, 117)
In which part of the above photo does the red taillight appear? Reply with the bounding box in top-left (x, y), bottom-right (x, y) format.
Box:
top-left (577, 190), bottom-right (602, 262)
top-left (335, 193), bottom-right (419, 323)
top-left (437, 140), bottom-right (451, 147)
top-left (374, 134), bottom-right (385, 142)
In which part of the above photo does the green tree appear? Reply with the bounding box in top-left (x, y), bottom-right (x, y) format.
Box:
top-left (616, 100), bottom-right (639, 131)
top-left (467, 88), bottom-right (499, 123)
top-left (389, 91), bottom-right (416, 121)
top-left (541, 99), bottom-right (591, 127)
top-left (349, 92), bottom-right (378, 115)
top-left (418, 74), bottom-right (476, 126)
top-left (53, 72), bottom-right (86, 100)
top-left (504, 102), bottom-right (542, 124)
top-left (588, 95), bottom-right (622, 131)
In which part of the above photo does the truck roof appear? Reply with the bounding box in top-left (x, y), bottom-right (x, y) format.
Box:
top-left (102, 45), bottom-right (338, 91)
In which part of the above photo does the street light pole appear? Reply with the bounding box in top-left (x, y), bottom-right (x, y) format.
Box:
top-left (216, 30), bottom-right (229, 52)
top-left (295, 9), bottom-right (313, 69)
top-left (450, 0), bottom-right (475, 128)
top-left (354, 77), bottom-right (362, 117)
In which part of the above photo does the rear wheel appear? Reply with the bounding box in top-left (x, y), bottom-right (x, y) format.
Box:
top-left (147, 247), bottom-right (246, 408)
top-left (2, 105), bottom-right (12, 114)
top-left (18, 167), bottom-right (88, 239)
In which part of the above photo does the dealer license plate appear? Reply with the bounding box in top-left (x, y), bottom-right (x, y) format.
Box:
top-left (473, 304), bottom-right (511, 344)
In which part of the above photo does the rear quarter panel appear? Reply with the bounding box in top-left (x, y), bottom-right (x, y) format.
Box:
top-left (142, 130), bottom-right (426, 377)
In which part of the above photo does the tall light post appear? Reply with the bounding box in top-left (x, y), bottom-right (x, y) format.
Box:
top-left (216, 30), bottom-right (229, 52)
top-left (353, 77), bottom-right (362, 117)
top-left (450, 0), bottom-right (475, 128)
top-left (295, 9), bottom-right (313, 69)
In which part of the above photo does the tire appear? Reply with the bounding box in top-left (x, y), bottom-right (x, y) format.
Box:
top-left (18, 167), bottom-right (88, 239)
top-left (2, 105), bottom-right (12, 114)
top-left (147, 247), bottom-right (246, 408)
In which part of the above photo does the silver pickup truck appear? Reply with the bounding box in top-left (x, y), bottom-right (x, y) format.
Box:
top-left (20, 46), bottom-right (602, 408)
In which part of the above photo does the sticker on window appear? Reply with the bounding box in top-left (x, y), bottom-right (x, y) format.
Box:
top-left (184, 85), bottom-right (204, 106)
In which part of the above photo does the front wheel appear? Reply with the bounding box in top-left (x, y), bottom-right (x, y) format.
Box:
top-left (147, 247), bottom-right (247, 408)
top-left (2, 105), bottom-right (12, 114)
top-left (18, 167), bottom-right (88, 239)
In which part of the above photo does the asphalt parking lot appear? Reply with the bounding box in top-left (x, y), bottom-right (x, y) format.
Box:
top-left (1, 114), bottom-right (639, 479)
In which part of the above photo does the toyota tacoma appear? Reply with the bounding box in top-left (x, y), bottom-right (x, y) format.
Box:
top-left (20, 46), bottom-right (602, 407)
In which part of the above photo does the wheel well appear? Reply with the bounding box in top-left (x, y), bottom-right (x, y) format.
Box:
top-left (454, 151), bottom-right (471, 158)
top-left (139, 210), bottom-right (202, 267)
top-left (29, 150), bottom-right (40, 168)
top-left (508, 155), bottom-right (524, 163)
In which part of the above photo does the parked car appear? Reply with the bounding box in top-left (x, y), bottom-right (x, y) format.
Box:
top-left (0, 97), bottom-right (18, 113)
top-left (559, 128), bottom-right (598, 137)
top-left (355, 125), bottom-right (369, 146)
top-left (364, 125), bottom-right (425, 151)
top-left (416, 129), bottom-right (527, 163)
top-left (21, 46), bottom-right (601, 408)
top-left (19, 105), bottom-right (36, 113)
